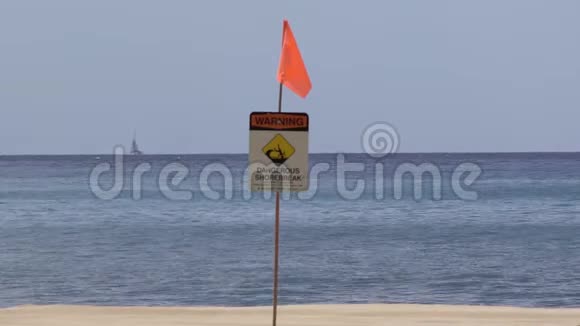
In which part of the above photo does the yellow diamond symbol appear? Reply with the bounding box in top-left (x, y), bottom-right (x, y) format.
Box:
top-left (262, 134), bottom-right (295, 166)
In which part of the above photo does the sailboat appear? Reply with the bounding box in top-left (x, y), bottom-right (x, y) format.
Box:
top-left (130, 131), bottom-right (143, 155)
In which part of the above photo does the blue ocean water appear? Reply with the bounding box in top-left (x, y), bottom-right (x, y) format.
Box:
top-left (0, 153), bottom-right (579, 308)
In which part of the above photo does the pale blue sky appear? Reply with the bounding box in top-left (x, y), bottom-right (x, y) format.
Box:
top-left (0, 1), bottom-right (578, 154)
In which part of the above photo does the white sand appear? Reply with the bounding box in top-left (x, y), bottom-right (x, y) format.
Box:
top-left (1, 304), bottom-right (580, 326)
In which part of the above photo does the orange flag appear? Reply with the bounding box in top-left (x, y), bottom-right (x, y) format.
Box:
top-left (277, 20), bottom-right (312, 98)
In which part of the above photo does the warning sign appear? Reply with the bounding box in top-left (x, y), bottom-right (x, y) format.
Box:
top-left (249, 112), bottom-right (308, 192)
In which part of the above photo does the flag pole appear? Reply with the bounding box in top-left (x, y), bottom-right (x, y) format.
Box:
top-left (272, 82), bottom-right (283, 326)
top-left (278, 83), bottom-right (283, 113)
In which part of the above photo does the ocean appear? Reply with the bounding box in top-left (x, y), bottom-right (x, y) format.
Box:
top-left (0, 153), bottom-right (579, 308)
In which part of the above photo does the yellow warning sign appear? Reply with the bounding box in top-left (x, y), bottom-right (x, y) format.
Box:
top-left (262, 134), bottom-right (295, 165)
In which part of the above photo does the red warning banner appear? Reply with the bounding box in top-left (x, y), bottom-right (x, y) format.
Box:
top-left (250, 112), bottom-right (309, 131)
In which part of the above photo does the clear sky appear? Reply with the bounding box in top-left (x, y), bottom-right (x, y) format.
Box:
top-left (0, 1), bottom-right (578, 154)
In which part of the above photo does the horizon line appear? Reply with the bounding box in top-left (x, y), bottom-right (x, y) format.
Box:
top-left (1, 150), bottom-right (579, 156)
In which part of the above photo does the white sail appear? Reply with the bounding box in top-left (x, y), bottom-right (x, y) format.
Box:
top-left (130, 131), bottom-right (143, 155)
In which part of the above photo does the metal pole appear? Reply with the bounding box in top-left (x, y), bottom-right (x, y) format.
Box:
top-left (278, 83), bottom-right (283, 113)
top-left (273, 191), bottom-right (281, 326)
top-left (272, 82), bottom-right (283, 326)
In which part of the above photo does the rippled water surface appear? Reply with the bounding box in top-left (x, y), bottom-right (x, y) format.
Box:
top-left (1, 153), bottom-right (579, 307)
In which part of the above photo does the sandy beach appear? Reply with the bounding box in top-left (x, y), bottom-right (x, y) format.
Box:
top-left (1, 304), bottom-right (580, 326)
